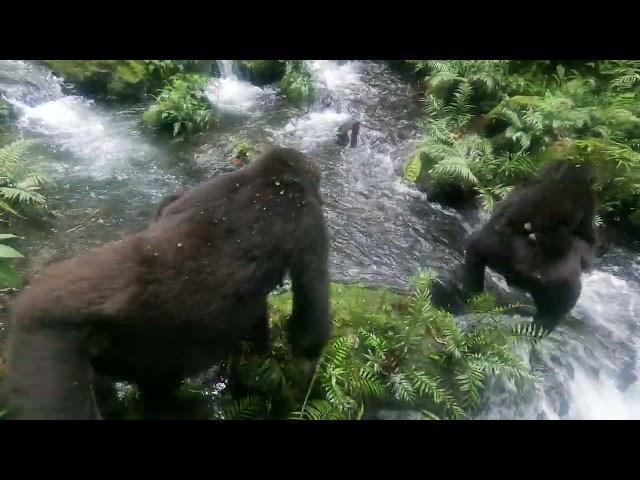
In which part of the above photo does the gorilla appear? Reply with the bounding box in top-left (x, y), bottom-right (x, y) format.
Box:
top-left (336, 121), bottom-right (361, 148)
top-left (463, 160), bottom-right (597, 330)
top-left (491, 160), bottom-right (597, 260)
top-left (5, 147), bottom-right (331, 420)
top-left (464, 232), bottom-right (593, 330)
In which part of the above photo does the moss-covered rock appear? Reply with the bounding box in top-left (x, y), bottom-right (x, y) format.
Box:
top-left (237, 60), bottom-right (286, 85)
top-left (44, 60), bottom-right (149, 101)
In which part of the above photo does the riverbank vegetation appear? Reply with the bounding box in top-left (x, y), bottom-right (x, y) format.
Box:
top-left (214, 273), bottom-right (543, 420)
top-left (0, 139), bottom-right (50, 288)
top-left (399, 60), bottom-right (640, 235)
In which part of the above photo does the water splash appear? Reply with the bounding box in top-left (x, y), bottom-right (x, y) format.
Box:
top-left (0, 61), bottom-right (179, 196)
top-left (206, 60), bottom-right (272, 115)
top-left (479, 270), bottom-right (640, 420)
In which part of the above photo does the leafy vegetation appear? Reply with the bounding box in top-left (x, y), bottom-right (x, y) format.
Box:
top-left (402, 60), bottom-right (640, 233)
top-left (43, 60), bottom-right (215, 102)
top-left (230, 137), bottom-right (257, 162)
top-left (0, 139), bottom-right (50, 288)
top-left (0, 233), bottom-right (23, 289)
top-left (281, 61), bottom-right (314, 107)
top-left (44, 60), bottom-right (150, 101)
top-left (0, 139), bottom-right (48, 218)
top-left (142, 74), bottom-right (215, 139)
top-left (215, 272), bottom-right (543, 420)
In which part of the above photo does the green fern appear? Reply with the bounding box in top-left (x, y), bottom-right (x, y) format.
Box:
top-left (0, 139), bottom-right (37, 173)
top-left (0, 139), bottom-right (50, 220)
top-left (214, 274), bottom-right (538, 421)
top-left (292, 399), bottom-right (344, 420)
top-left (222, 396), bottom-right (263, 420)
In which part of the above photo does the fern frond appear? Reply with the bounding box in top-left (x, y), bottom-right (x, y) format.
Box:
top-left (510, 322), bottom-right (548, 341)
top-left (324, 336), bottom-right (355, 366)
top-left (390, 373), bottom-right (415, 403)
top-left (223, 396), bottom-right (263, 420)
top-left (0, 139), bottom-right (37, 173)
top-left (431, 156), bottom-right (479, 185)
top-left (455, 361), bottom-right (485, 409)
top-left (0, 187), bottom-right (46, 206)
top-left (292, 399), bottom-right (344, 420)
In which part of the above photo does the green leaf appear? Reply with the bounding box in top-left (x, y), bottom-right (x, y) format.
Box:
top-left (0, 244), bottom-right (24, 258)
top-left (0, 262), bottom-right (22, 288)
top-left (0, 201), bottom-right (25, 219)
top-left (421, 410), bottom-right (440, 420)
top-left (0, 234), bottom-right (20, 240)
top-left (404, 152), bottom-right (423, 183)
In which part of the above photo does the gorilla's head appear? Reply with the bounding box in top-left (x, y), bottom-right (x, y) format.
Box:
top-left (251, 147), bottom-right (323, 204)
top-left (539, 160), bottom-right (596, 187)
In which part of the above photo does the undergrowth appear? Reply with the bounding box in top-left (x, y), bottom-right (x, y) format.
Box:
top-left (402, 60), bottom-right (640, 232)
top-left (216, 271), bottom-right (544, 420)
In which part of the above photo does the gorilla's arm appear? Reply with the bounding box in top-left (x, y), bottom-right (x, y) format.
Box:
top-left (462, 236), bottom-right (487, 295)
top-left (154, 190), bottom-right (185, 220)
top-left (574, 198), bottom-right (597, 246)
top-left (7, 324), bottom-right (100, 420)
top-left (287, 211), bottom-right (331, 360)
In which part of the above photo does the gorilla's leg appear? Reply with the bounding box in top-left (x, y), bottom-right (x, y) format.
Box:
top-left (7, 325), bottom-right (101, 420)
top-left (350, 122), bottom-right (360, 148)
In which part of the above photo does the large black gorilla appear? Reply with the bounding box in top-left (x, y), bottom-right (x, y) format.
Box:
top-left (463, 160), bottom-right (597, 330)
top-left (5, 147), bottom-right (330, 420)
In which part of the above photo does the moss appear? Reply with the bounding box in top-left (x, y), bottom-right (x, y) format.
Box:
top-left (237, 60), bottom-right (286, 85)
top-left (269, 282), bottom-right (400, 330)
top-left (44, 60), bottom-right (149, 101)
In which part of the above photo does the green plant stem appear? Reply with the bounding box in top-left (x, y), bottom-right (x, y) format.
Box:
top-left (299, 359), bottom-right (322, 419)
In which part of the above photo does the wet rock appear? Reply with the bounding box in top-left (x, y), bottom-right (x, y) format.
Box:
top-left (236, 60), bottom-right (286, 86)
top-left (44, 60), bottom-right (149, 101)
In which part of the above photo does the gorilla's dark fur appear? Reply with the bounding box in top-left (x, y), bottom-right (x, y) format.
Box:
top-left (6, 147), bottom-right (330, 420)
top-left (492, 160), bottom-right (597, 260)
top-left (463, 160), bottom-right (597, 330)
